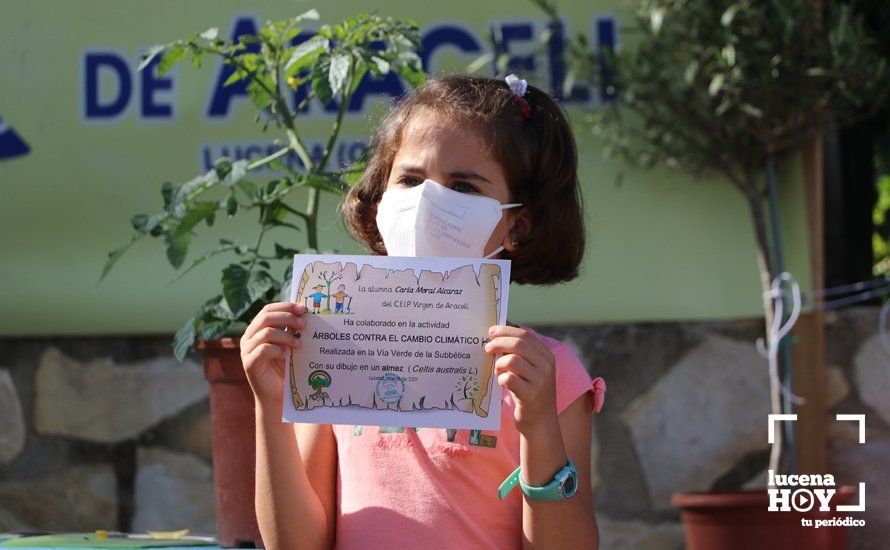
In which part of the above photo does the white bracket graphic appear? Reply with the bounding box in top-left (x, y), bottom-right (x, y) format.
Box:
top-left (834, 414), bottom-right (867, 512)
top-left (768, 413), bottom-right (797, 444)
top-left (836, 414), bottom-right (866, 444)
top-left (837, 482), bottom-right (866, 512)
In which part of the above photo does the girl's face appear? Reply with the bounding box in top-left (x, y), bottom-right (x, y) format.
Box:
top-left (382, 108), bottom-right (522, 258)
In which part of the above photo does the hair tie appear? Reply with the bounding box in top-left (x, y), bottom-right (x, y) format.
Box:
top-left (505, 74), bottom-right (531, 120)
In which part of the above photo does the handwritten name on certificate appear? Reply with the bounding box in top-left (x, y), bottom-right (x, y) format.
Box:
top-left (282, 254), bottom-right (511, 430)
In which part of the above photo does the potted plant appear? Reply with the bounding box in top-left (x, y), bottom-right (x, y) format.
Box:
top-left (547, 0), bottom-right (888, 548)
top-left (98, 10), bottom-right (425, 547)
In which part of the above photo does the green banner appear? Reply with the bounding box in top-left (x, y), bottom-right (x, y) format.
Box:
top-left (0, 1), bottom-right (812, 335)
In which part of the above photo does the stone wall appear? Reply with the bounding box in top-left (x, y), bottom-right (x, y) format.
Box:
top-left (0, 305), bottom-right (885, 548)
top-left (0, 337), bottom-right (215, 533)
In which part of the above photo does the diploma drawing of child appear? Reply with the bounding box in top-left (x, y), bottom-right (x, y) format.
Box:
top-left (332, 284), bottom-right (349, 313)
top-left (306, 285), bottom-right (327, 314)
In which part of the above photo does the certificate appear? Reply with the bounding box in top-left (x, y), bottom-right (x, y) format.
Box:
top-left (282, 254), bottom-right (510, 429)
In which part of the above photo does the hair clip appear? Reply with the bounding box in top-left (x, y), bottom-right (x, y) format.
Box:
top-left (505, 74), bottom-right (530, 120)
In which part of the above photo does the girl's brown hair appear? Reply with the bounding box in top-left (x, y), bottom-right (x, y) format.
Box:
top-left (340, 74), bottom-right (585, 285)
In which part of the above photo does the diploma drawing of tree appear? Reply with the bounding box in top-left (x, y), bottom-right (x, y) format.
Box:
top-left (318, 268), bottom-right (343, 313)
top-left (454, 373), bottom-right (480, 403)
top-left (308, 369), bottom-right (331, 404)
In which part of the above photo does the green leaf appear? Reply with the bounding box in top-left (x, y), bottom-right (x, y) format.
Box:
top-left (131, 214), bottom-right (149, 231)
top-left (200, 27), bottom-right (219, 41)
top-left (200, 320), bottom-right (229, 340)
top-left (222, 264), bottom-right (275, 317)
top-left (312, 59), bottom-right (334, 105)
top-left (163, 200), bottom-right (218, 268)
top-left (235, 179), bottom-right (258, 198)
top-left (268, 218), bottom-right (302, 231)
top-left (329, 54), bottom-right (351, 96)
top-left (274, 243), bottom-right (300, 259)
top-left (213, 157), bottom-right (232, 179)
top-left (176, 201), bottom-right (218, 233)
top-left (223, 68), bottom-right (248, 87)
top-left (222, 159), bottom-right (249, 187)
top-left (206, 294), bottom-right (237, 320)
top-left (161, 182), bottom-right (176, 212)
top-left (165, 230), bottom-right (190, 269)
top-left (174, 171), bottom-right (218, 208)
top-left (157, 43), bottom-right (189, 77)
top-left (349, 64), bottom-right (368, 95)
top-left (167, 241), bottom-right (244, 286)
top-left (196, 294), bottom-right (236, 325)
top-left (173, 317), bottom-right (197, 361)
top-left (294, 8), bottom-right (320, 22)
top-left (370, 56), bottom-right (390, 75)
top-left (340, 150), bottom-right (370, 187)
top-left (284, 35), bottom-right (329, 72)
top-left (98, 234), bottom-right (140, 283)
top-left (138, 44), bottom-right (166, 72)
top-left (280, 262), bottom-right (294, 301)
top-left (247, 79), bottom-right (272, 110)
top-left (396, 54), bottom-right (426, 88)
top-left (225, 195), bottom-right (238, 217)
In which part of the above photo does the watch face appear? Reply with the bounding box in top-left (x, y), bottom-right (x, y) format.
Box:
top-left (560, 471), bottom-right (578, 498)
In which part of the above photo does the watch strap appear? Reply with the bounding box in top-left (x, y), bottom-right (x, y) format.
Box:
top-left (498, 466), bottom-right (522, 500)
top-left (519, 464), bottom-right (567, 501)
top-left (497, 460), bottom-right (576, 501)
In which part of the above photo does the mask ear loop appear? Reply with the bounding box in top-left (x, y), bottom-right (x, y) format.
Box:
top-left (483, 245), bottom-right (505, 259)
top-left (483, 203), bottom-right (523, 259)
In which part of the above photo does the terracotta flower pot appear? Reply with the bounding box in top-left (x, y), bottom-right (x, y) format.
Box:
top-left (671, 486), bottom-right (856, 550)
top-left (197, 337), bottom-right (264, 549)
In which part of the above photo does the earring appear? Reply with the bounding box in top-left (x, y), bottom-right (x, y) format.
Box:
top-left (511, 238), bottom-right (519, 247)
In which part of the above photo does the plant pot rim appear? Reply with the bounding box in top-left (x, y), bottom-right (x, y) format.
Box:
top-left (671, 485), bottom-right (856, 509)
top-left (197, 337), bottom-right (242, 350)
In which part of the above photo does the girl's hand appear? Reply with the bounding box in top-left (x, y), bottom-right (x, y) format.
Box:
top-left (240, 301), bottom-right (306, 410)
top-left (484, 325), bottom-right (559, 436)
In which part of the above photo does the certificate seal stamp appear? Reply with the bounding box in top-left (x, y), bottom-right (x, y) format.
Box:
top-left (376, 372), bottom-right (406, 404)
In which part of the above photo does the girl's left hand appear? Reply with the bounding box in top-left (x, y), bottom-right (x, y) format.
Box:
top-left (484, 325), bottom-right (558, 436)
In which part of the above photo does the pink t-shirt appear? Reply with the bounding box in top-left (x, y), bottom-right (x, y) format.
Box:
top-left (331, 326), bottom-right (606, 549)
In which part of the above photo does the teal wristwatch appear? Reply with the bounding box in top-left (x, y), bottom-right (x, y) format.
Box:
top-left (497, 459), bottom-right (578, 501)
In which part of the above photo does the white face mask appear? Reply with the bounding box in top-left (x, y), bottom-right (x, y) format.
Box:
top-left (375, 178), bottom-right (522, 259)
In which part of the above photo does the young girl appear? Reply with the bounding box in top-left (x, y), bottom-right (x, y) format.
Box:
top-left (240, 74), bottom-right (607, 549)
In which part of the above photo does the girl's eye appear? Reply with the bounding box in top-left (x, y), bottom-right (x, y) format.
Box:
top-left (397, 175), bottom-right (422, 187)
top-left (452, 181), bottom-right (480, 194)
top-left (396, 176), bottom-right (478, 194)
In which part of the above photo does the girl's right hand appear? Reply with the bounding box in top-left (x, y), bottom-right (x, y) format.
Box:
top-left (240, 301), bottom-right (307, 409)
